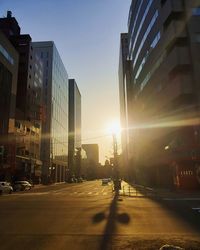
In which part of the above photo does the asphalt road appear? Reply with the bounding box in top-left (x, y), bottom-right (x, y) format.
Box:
top-left (0, 180), bottom-right (200, 250)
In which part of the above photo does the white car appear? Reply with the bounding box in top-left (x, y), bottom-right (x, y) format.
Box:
top-left (0, 181), bottom-right (13, 194)
top-left (13, 181), bottom-right (32, 191)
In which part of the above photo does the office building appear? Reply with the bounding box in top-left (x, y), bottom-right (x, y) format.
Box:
top-left (120, 0), bottom-right (200, 189)
top-left (0, 30), bottom-right (19, 180)
top-left (68, 79), bottom-right (81, 178)
top-left (118, 33), bottom-right (133, 172)
top-left (0, 12), bottom-right (43, 182)
top-left (82, 144), bottom-right (99, 165)
top-left (32, 41), bottom-right (68, 183)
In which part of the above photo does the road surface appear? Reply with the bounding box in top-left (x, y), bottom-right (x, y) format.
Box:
top-left (0, 180), bottom-right (200, 249)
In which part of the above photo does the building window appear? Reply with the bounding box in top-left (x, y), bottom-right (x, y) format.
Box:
top-left (192, 7), bottom-right (200, 16)
top-left (133, 10), bottom-right (159, 67)
top-left (135, 31), bottom-right (161, 80)
top-left (129, 0), bottom-right (154, 57)
top-left (0, 43), bottom-right (14, 65)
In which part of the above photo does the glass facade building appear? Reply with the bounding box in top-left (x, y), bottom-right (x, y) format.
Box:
top-left (68, 79), bottom-right (81, 179)
top-left (32, 42), bottom-right (68, 183)
top-left (119, 0), bottom-right (200, 189)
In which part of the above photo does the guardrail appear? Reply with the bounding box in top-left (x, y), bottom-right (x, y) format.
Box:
top-left (119, 184), bottom-right (160, 198)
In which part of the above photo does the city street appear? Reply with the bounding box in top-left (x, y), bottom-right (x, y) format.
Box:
top-left (0, 180), bottom-right (200, 249)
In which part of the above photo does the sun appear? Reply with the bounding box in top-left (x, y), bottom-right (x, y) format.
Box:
top-left (106, 120), bottom-right (121, 135)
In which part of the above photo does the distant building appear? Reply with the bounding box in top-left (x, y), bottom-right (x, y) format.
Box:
top-left (119, 0), bottom-right (200, 189)
top-left (0, 11), bottom-right (43, 182)
top-left (82, 144), bottom-right (99, 165)
top-left (68, 79), bottom-right (81, 178)
top-left (0, 30), bottom-right (18, 180)
top-left (32, 41), bottom-right (68, 183)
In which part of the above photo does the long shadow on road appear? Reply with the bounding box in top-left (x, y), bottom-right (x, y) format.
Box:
top-left (92, 190), bottom-right (130, 250)
top-left (127, 182), bottom-right (200, 233)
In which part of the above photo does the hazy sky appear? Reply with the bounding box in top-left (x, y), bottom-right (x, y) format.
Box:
top-left (0, 0), bottom-right (131, 163)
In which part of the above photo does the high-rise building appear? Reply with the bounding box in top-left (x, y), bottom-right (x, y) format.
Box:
top-left (32, 41), bottom-right (68, 183)
top-left (118, 33), bottom-right (133, 171)
top-left (0, 30), bottom-right (18, 180)
top-left (120, 0), bottom-right (200, 189)
top-left (0, 12), bottom-right (43, 182)
top-left (68, 79), bottom-right (81, 179)
top-left (82, 144), bottom-right (99, 165)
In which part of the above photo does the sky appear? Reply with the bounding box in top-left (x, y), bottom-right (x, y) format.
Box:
top-left (0, 0), bottom-right (131, 164)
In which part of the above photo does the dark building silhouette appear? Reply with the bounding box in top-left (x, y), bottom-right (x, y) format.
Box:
top-left (82, 144), bottom-right (99, 165)
top-left (119, 0), bottom-right (200, 189)
top-left (68, 79), bottom-right (81, 179)
top-left (0, 30), bottom-right (19, 180)
top-left (0, 11), bottom-right (43, 182)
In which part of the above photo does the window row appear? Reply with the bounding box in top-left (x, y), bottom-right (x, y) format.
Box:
top-left (133, 10), bottom-right (159, 68)
top-left (135, 31), bottom-right (161, 80)
top-left (130, 0), bottom-right (154, 58)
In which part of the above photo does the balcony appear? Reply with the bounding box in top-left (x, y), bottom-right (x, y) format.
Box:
top-left (161, 0), bottom-right (184, 25)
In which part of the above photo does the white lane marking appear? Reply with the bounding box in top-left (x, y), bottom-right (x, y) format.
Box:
top-left (101, 187), bottom-right (105, 193)
top-left (192, 207), bottom-right (200, 212)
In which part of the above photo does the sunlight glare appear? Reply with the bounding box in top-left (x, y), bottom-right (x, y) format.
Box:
top-left (106, 120), bottom-right (121, 135)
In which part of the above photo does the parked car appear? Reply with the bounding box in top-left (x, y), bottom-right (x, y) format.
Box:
top-left (77, 177), bottom-right (83, 183)
top-left (13, 181), bottom-right (32, 191)
top-left (0, 181), bottom-right (13, 194)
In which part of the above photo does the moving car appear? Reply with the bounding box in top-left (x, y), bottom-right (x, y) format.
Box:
top-left (0, 181), bottom-right (13, 194)
top-left (13, 181), bottom-right (32, 191)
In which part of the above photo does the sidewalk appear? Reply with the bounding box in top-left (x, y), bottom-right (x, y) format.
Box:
top-left (33, 182), bottom-right (66, 189)
top-left (120, 181), bottom-right (200, 199)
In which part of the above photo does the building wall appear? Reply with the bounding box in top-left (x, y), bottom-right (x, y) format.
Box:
top-left (0, 13), bottom-right (43, 182)
top-left (124, 0), bottom-right (200, 188)
top-left (82, 144), bottom-right (99, 165)
top-left (0, 31), bottom-right (18, 137)
top-left (32, 42), bottom-right (68, 183)
top-left (68, 79), bottom-right (81, 177)
top-left (0, 30), bottom-right (18, 179)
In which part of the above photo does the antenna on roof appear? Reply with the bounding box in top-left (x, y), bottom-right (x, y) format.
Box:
top-left (7, 11), bottom-right (12, 18)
